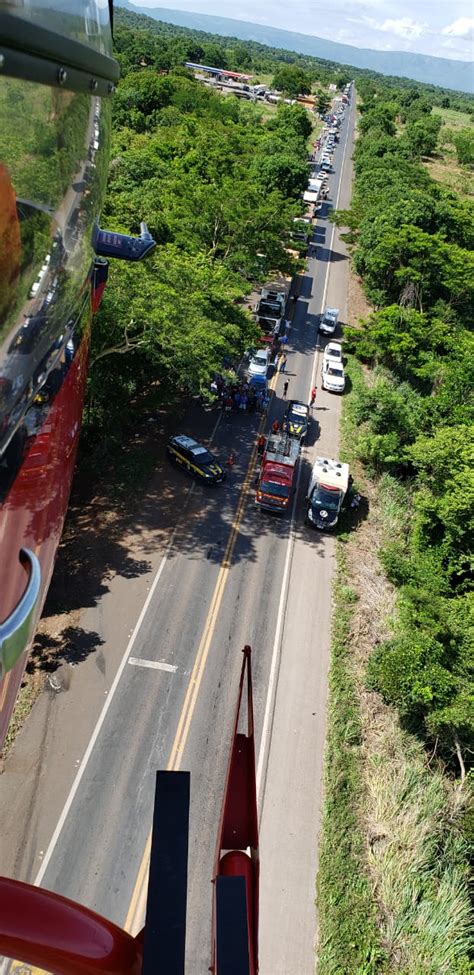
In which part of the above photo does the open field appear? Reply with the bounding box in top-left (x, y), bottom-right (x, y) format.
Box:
top-left (424, 156), bottom-right (473, 197)
top-left (424, 106), bottom-right (474, 198)
top-left (432, 105), bottom-right (473, 128)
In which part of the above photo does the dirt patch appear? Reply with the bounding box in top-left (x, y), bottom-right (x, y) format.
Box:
top-left (346, 506), bottom-right (395, 663)
top-left (347, 265), bottom-right (372, 326)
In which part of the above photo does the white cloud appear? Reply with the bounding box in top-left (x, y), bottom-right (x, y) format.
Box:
top-left (442, 17), bottom-right (474, 39)
top-left (439, 36), bottom-right (474, 60)
top-left (378, 17), bottom-right (428, 38)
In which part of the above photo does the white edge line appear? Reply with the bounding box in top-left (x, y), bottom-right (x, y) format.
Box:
top-left (128, 657), bottom-right (177, 673)
top-left (257, 106), bottom-right (353, 808)
top-left (34, 547), bottom-right (171, 887)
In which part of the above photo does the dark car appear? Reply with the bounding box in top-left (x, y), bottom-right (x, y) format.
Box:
top-left (8, 316), bottom-right (46, 355)
top-left (167, 434), bottom-right (226, 484)
top-left (282, 400), bottom-right (309, 442)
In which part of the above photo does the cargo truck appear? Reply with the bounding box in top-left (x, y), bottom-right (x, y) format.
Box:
top-left (254, 298), bottom-right (284, 333)
top-left (260, 280), bottom-right (290, 305)
top-left (255, 279), bottom-right (290, 333)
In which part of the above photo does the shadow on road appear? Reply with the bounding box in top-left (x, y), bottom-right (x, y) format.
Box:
top-left (28, 626), bottom-right (105, 674)
top-left (315, 247), bottom-right (348, 264)
top-left (303, 415), bottom-right (320, 448)
top-left (298, 274), bottom-right (314, 299)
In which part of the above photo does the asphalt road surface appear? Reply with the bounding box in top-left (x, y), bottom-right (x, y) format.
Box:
top-left (0, 92), bottom-right (356, 974)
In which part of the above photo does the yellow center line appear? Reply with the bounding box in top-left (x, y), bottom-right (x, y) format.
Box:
top-left (124, 373), bottom-right (278, 934)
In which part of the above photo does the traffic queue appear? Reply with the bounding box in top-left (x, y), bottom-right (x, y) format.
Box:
top-left (166, 86), bottom-right (353, 528)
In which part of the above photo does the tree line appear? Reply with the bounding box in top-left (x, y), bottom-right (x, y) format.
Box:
top-left (333, 78), bottom-right (473, 777)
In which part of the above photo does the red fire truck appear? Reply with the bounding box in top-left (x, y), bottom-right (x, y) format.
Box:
top-left (256, 432), bottom-right (300, 512)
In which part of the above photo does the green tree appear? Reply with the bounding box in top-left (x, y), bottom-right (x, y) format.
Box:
top-left (358, 106), bottom-right (396, 136)
top-left (92, 247), bottom-right (258, 397)
top-left (272, 65), bottom-right (311, 98)
top-left (346, 305), bottom-right (453, 382)
top-left (351, 374), bottom-right (426, 473)
top-left (334, 72), bottom-right (352, 90)
top-left (316, 91), bottom-right (331, 115)
top-left (252, 152), bottom-right (308, 198)
top-left (408, 427), bottom-right (474, 579)
top-left (231, 44), bottom-right (252, 71)
top-left (403, 96), bottom-right (433, 122)
top-left (269, 102), bottom-right (313, 141)
top-left (113, 70), bottom-right (174, 131)
top-left (182, 42), bottom-right (205, 64)
top-left (405, 115), bottom-right (442, 157)
top-left (452, 128), bottom-right (474, 165)
top-left (201, 43), bottom-right (228, 69)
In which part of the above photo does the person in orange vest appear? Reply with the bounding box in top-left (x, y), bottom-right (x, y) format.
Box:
top-left (257, 434), bottom-right (266, 456)
top-left (272, 419), bottom-right (280, 434)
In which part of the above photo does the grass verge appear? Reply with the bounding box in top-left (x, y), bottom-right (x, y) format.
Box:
top-left (1, 671), bottom-right (45, 761)
top-left (316, 550), bottom-right (387, 974)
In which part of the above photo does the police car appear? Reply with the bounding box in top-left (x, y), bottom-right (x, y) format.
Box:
top-left (282, 400), bottom-right (310, 443)
top-left (166, 435), bottom-right (226, 484)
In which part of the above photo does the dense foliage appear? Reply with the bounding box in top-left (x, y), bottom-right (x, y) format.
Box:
top-left (333, 79), bottom-right (474, 774)
top-left (88, 37), bottom-right (313, 436)
top-left (271, 64), bottom-right (312, 97)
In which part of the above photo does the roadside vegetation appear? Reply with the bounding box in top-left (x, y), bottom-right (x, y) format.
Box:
top-left (317, 545), bottom-right (386, 973)
top-left (318, 359), bottom-right (472, 974)
top-left (85, 24), bottom-right (321, 449)
top-left (318, 77), bottom-right (473, 974)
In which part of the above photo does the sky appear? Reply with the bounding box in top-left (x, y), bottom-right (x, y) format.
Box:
top-left (137, 0), bottom-right (474, 61)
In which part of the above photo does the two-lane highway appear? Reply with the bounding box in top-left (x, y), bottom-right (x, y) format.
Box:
top-left (0, 90), bottom-right (356, 974)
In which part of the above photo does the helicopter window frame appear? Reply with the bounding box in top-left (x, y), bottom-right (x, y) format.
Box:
top-left (0, 11), bottom-right (119, 96)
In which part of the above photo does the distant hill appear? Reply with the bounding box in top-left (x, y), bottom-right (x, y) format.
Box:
top-left (115, 0), bottom-right (474, 93)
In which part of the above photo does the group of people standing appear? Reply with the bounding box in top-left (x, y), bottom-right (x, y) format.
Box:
top-left (210, 376), bottom-right (270, 418)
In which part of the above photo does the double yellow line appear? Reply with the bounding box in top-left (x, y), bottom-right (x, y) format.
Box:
top-left (125, 377), bottom-right (278, 933)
